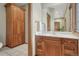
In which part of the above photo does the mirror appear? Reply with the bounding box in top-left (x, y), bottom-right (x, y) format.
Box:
top-left (41, 3), bottom-right (76, 32)
top-left (76, 3), bottom-right (79, 32)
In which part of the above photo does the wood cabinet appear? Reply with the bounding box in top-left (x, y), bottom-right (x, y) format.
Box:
top-left (35, 36), bottom-right (78, 56)
top-left (5, 4), bottom-right (25, 48)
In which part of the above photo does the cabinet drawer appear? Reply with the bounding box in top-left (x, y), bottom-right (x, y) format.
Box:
top-left (45, 38), bottom-right (61, 45)
top-left (64, 49), bottom-right (77, 56)
top-left (64, 45), bottom-right (77, 50)
top-left (62, 39), bottom-right (78, 46)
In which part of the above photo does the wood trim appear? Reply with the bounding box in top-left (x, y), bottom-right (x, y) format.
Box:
top-left (28, 3), bottom-right (32, 56)
top-left (5, 3), bottom-right (25, 11)
top-left (5, 3), bottom-right (14, 7)
top-left (78, 40), bottom-right (79, 55)
top-left (72, 3), bottom-right (76, 32)
top-left (74, 4), bottom-right (79, 34)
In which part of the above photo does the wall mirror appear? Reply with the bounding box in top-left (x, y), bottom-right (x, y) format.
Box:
top-left (76, 3), bottom-right (79, 32)
top-left (41, 3), bottom-right (76, 32)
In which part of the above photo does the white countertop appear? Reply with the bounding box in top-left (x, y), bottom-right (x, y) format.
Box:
top-left (35, 32), bottom-right (79, 39)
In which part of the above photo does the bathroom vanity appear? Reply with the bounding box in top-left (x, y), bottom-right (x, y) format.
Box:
top-left (35, 32), bottom-right (79, 56)
top-left (35, 3), bottom-right (78, 56)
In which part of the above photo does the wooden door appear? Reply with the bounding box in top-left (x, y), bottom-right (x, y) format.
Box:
top-left (6, 4), bottom-right (14, 47)
top-left (13, 6), bottom-right (25, 47)
top-left (61, 39), bottom-right (78, 56)
top-left (17, 7), bottom-right (25, 45)
top-left (54, 22), bottom-right (60, 31)
top-left (47, 14), bottom-right (51, 31)
top-left (45, 37), bottom-right (61, 56)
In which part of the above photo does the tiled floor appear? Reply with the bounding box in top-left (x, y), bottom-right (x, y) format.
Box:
top-left (0, 44), bottom-right (28, 56)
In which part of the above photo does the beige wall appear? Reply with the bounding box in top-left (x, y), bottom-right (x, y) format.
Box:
top-left (31, 3), bottom-right (42, 55)
top-left (0, 5), bottom-right (6, 45)
top-left (25, 4), bottom-right (28, 43)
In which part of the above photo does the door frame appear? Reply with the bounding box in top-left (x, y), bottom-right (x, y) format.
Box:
top-left (28, 3), bottom-right (32, 56)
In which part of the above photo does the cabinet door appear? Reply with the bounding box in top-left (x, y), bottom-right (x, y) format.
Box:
top-left (6, 5), bottom-right (25, 47)
top-left (61, 39), bottom-right (78, 56)
top-left (17, 8), bottom-right (25, 44)
top-left (36, 36), bottom-right (45, 56)
top-left (6, 5), bottom-right (14, 47)
top-left (45, 37), bottom-right (61, 56)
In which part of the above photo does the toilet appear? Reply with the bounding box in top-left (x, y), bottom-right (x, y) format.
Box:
top-left (0, 42), bottom-right (3, 48)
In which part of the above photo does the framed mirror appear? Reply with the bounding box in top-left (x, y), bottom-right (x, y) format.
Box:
top-left (76, 3), bottom-right (79, 32)
top-left (41, 3), bottom-right (76, 32)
